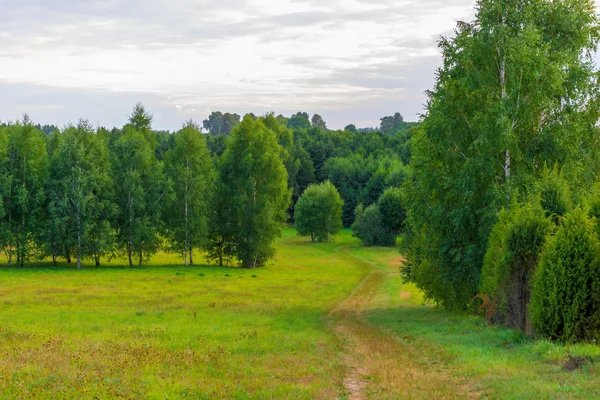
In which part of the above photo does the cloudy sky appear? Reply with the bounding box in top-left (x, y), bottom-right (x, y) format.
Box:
top-left (1, 0), bottom-right (483, 130)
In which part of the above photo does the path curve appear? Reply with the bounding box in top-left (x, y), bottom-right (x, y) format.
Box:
top-left (329, 246), bottom-right (480, 399)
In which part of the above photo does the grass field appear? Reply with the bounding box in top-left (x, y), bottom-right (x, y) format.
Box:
top-left (0, 229), bottom-right (599, 399)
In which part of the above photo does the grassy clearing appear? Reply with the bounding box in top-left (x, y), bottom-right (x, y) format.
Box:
top-left (1, 229), bottom-right (600, 398)
top-left (0, 230), bottom-right (367, 399)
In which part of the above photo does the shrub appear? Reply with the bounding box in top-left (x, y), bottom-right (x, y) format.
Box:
top-left (351, 204), bottom-right (396, 246)
top-left (480, 202), bottom-right (552, 333)
top-left (378, 187), bottom-right (406, 236)
top-left (294, 181), bottom-right (343, 242)
top-left (530, 208), bottom-right (600, 342)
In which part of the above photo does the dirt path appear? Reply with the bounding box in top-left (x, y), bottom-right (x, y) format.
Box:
top-left (329, 248), bottom-right (480, 399)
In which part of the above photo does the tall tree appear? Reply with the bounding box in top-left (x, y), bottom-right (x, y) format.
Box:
top-left (2, 116), bottom-right (48, 266)
top-left (164, 120), bottom-right (215, 266)
top-left (49, 120), bottom-right (115, 268)
top-left (112, 105), bottom-right (169, 267)
top-left (207, 116), bottom-right (290, 268)
top-left (403, 0), bottom-right (600, 308)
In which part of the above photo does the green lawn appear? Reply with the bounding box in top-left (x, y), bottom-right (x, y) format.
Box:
top-left (0, 229), bottom-right (599, 399)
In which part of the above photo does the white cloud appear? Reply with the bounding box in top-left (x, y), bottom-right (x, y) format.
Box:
top-left (0, 0), bottom-right (515, 129)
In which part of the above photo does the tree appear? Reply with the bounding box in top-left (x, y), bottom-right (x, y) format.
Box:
top-left (294, 181), bottom-right (343, 242)
top-left (289, 145), bottom-right (315, 211)
top-left (480, 202), bottom-right (552, 333)
top-left (164, 120), bottom-right (215, 266)
top-left (207, 116), bottom-right (290, 268)
top-left (402, 0), bottom-right (600, 309)
top-left (48, 120), bottom-right (116, 268)
top-left (345, 124), bottom-right (357, 133)
top-left (380, 113), bottom-right (404, 133)
top-left (352, 204), bottom-right (396, 247)
top-left (202, 111), bottom-right (241, 136)
top-left (287, 113), bottom-right (311, 131)
top-left (112, 105), bottom-right (169, 267)
top-left (530, 208), bottom-right (600, 342)
top-left (378, 187), bottom-right (406, 237)
top-left (311, 114), bottom-right (327, 130)
top-left (1, 116), bottom-right (48, 266)
top-left (129, 102), bottom-right (153, 131)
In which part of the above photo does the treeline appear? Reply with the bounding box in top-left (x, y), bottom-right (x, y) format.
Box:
top-left (401, 0), bottom-right (600, 342)
top-left (0, 106), bottom-right (415, 268)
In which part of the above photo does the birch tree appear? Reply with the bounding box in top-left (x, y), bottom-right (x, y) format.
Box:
top-left (402, 0), bottom-right (600, 308)
top-left (207, 116), bottom-right (290, 268)
top-left (164, 120), bottom-right (215, 266)
top-left (2, 116), bottom-right (48, 266)
top-left (48, 121), bottom-right (116, 268)
top-left (112, 105), bottom-right (169, 267)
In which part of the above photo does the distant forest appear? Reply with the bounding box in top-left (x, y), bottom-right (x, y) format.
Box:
top-left (0, 107), bottom-right (416, 269)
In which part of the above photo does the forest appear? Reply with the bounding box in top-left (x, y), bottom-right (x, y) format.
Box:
top-left (0, 107), bottom-right (414, 270)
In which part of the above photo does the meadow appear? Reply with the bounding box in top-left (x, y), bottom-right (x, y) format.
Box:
top-left (0, 229), bottom-right (599, 399)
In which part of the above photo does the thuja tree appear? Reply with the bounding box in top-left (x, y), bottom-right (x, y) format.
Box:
top-left (402, 0), bottom-right (600, 309)
top-left (164, 120), bottom-right (215, 266)
top-left (480, 202), bottom-right (552, 333)
top-left (208, 116), bottom-right (290, 268)
top-left (530, 208), bottom-right (600, 342)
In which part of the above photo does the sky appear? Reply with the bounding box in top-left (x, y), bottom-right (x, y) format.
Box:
top-left (0, 0), bottom-right (492, 130)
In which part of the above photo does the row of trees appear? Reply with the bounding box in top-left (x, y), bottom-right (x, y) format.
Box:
top-left (0, 107), bottom-right (290, 268)
top-left (0, 106), bottom-right (414, 267)
top-left (400, 0), bottom-right (600, 342)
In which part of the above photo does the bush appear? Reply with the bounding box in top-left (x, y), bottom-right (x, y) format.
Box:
top-left (480, 202), bottom-right (552, 333)
top-left (530, 208), bottom-right (600, 342)
top-left (378, 187), bottom-right (406, 235)
top-left (352, 204), bottom-right (396, 246)
top-left (294, 181), bottom-right (343, 242)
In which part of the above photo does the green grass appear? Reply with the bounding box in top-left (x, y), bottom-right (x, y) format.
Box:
top-left (0, 230), bottom-right (368, 399)
top-left (351, 245), bottom-right (600, 399)
top-left (1, 229), bottom-right (599, 398)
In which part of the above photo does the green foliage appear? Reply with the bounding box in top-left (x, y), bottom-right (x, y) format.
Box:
top-left (378, 187), bottom-right (406, 235)
top-left (286, 113), bottom-right (311, 131)
top-left (47, 120), bottom-right (116, 268)
top-left (530, 208), bottom-right (600, 342)
top-left (112, 105), bottom-right (170, 267)
top-left (352, 204), bottom-right (396, 247)
top-left (344, 124), bottom-right (357, 133)
top-left (202, 111), bottom-right (241, 136)
top-left (164, 120), bottom-right (215, 266)
top-left (311, 114), bottom-right (327, 130)
top-left (379, 112), bottom-right (404, 134)
top-left (294, 181), bottom-right (343, 242)
top-left (207, 116), bottom-right (290, 268)
top-left (480, 203), bottom-right (552, 332)
top-left (537, 167), bottom-right (572, 224)
top-left (403, 0), bottom-right (600, 309)
top-left (0, 116), bottom-right (49, 266)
